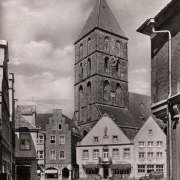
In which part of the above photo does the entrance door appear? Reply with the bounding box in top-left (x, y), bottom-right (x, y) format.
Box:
top-left (17, 166), bottom-right (30, 180)
top-left (103, 168), bottom-right (109, 179)
top-left (103, 150), bottom-right (109, 161)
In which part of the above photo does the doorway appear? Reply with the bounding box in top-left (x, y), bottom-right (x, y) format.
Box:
top-left (103, 168), bottom-right (109, 179)
top-left (62, 167), bottom-right (69, 179)
top-left (17, 166), bottom-right (30, 180)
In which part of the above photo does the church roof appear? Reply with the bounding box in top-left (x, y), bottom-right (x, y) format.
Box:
top-left (76, 0), bottom-right (127, 43)
top-left (96, 104), bottom-right (144, 128)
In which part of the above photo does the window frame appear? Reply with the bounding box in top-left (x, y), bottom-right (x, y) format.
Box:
top-left (93, 136), bottom-right (99, 143)
top-left (59, 150), bottom-right (65, 160)
top-left (50, 135), bottom-right (56, 144)
top-left (112, 148), bottom-right (119, 160)
top-left (138, 165), bottom-right (145, 173)
top-left (123, 148), bottom-right (130, 159)
top-left (147, 152), bottom-right (154, 159)
top-left (156, 152), bottom-right (163, 159)
top-left (59, 135), bottom-right (65, 144)
top-left (149, 129), bottom-right (153, 136)
top-left (157, 141), bottom-right (163, 148)
top-left (20, 134), bottom-right (31, 150)
top-left (93, 149), bottom-right (99, 160)
top-left (50, 150), bottom-right (56, 160)
top-left (147, 141), bottom-right (154, 147)
top-left (112, 135), bottom-right (118, 143)
top-left (139, 141), bottom-right (145, 148)
top-left (37, 150), bottom-right (44, 159)
top-left (139, 152), bottom-right (145, 159)
top-left (83, 150), bottom-right (89, 160)
top-left (156, 165), bottom-right (164, 172)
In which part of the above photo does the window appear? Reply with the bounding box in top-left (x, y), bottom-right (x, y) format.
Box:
top-left (149, 129), bottom-right (153, 135)
top-left (148, 141), bottom-right (154, 147)
top-left (139, 152), bottom-right (145, 159)
top-left (156, 165), bottom-right (163, 172)
top-left (113, 136), bottom-right (118, 143)
top-left (52, 121), bottom-right (57, 130)
top-left (87, 58), bottom-right (91, 76)
top-left (147, 152), bottom-right (154, 159)
top-left (93, 149), bottom-right (99, 159)
top-left (112, 149), bottom-right (119, 160)
top-left (116, 41), bottom-right (121, 56)
top-left (37, 135), bottom-right (44, 144)
top-left (87, 82), bottom-right (91, 104)
top-left (59, 135), bottom-right (65, 144)
top-left (104, 57), bottom-right (109, 73)
top-left (139, 141), bottom-right (145, 147)
top-left (50, 150), bottom-right (56, 160)
top-left (104, 37), bottom-right (109, 51)
top-left (94, 137), bottom-right (99, 143)
top-left (20, 134), bottom-right (30, 150)
top-left (59, 151), bottom-right (65, 159)
top-left (79, 63), bottom-right (83, 79)
top-left (59, 124), bottom-right (62, 130)
top-left (37, 151), bottom-right (44, 159)
top-left (123, 148), bottom-right (130, 158)
top-left (88, 38), bottom-right (91, 54)
top-left (115, 83), bottom-right (122, 104)
top-left (50, 135), bottom-right (56, 144)
top-left (80, 44), bottom-right (83, 59)
top-left (147, 165), bottom-right (154, 173)
top-left (157, 141), bottom-right (163, 147)
top-left (103, 80), bottom-right (110, 100)
top-left (83, 150), bottom-right (89, 160)
top-left (138, 165), bottom-right (145, 173)
top-left (157, 152), bottom-right (163, 159)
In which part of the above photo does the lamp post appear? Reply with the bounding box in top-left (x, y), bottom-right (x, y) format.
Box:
top-left (137, 18), bottom-right (172, 180)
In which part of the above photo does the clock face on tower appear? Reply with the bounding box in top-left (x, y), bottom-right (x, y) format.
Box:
top-left (109, 56), bottom-right (118, 66)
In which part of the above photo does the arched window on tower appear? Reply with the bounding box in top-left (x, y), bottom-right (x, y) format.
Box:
top-left (87, 58), bottom-right (91, 76)
top-left (86, 82), bottom-right (91, 104)
top-left (116, 41), bottom-right (121, 57)
top-left (79, 86), bottom-right (83, 121)
top-left (116, 60), bottom-right (120, 77)
top-left (79, 63), bottom-right (83, 80)
top-left (104, 57), bottom-right (109, 73)
top-left (103, 80), bottom-right (110, 100)
top-left (79, 44), bottom-right (83, 59)
top-left (115, 83), bottom-right (123, 105)
top-left (88, 38), bottom-right (91, 54)
top-left (104, 37), bottom-right (109, 52)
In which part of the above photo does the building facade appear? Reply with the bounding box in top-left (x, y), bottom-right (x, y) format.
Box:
top-left (0, 41), bottom-right (16, 180)
top-left (134, 116), bottom-right (167, 179)
top-left (15, 105), bottom-right (38, 180)
top-left (77, 115), bottom-right (134, 180)
top-left (74, 0), bottom-right (128, 135)
top-left (44, 109), bottom-right (81, 180)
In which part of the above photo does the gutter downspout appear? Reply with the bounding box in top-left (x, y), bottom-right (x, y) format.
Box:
top-left (152, 27), bottom-right (172, 180)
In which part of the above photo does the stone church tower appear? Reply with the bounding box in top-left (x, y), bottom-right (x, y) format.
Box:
top-left (74, 0), bottom-right (128, 135)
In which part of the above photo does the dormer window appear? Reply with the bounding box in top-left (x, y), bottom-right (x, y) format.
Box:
top-left (94, 137), bottom-right (99, 143)
top-left (113, 135), bottom-right (118, 143)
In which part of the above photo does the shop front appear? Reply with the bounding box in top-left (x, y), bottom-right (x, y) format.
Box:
top-left (82, 163), bottom-right (132, 180)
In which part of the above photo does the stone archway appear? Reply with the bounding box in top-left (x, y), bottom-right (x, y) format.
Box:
top-left (62, 167), bottom-right (69, 179)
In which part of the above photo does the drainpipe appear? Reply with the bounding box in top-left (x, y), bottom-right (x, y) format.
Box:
top-left (152, 27), bottom-right (172, 180)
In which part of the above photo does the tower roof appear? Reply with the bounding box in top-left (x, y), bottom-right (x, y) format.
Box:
top-left (76, 0), bottom-right (127, 43)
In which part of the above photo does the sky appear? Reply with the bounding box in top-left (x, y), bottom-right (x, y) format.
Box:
top-left (0, 0), bottom-right (171, 118)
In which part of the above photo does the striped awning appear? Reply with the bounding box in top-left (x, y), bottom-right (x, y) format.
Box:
top-left (82, 164), bottom-right (99, 170)
top-left (110, 163), bottom-right (131, 170)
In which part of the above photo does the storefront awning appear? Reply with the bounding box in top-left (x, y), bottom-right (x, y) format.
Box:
top-left (45, 169), bottom-right (58, 174)
top-left (110, 163), bottom-right (131, 170)
top-left (82, 164), bottom-right (99, 170)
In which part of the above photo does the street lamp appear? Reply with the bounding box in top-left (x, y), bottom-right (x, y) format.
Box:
top-left (137, 18), bottom-right (172, 180)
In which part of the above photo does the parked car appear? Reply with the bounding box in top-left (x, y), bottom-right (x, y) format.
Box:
top-left (139, 175), bottom-right (150, 180)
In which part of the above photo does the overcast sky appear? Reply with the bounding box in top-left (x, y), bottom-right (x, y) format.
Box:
top-left (0, 0), bottom-right (171, 118)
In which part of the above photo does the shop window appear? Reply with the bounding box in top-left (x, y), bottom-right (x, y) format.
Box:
top-left (138, 165), bottom-right (145, 173)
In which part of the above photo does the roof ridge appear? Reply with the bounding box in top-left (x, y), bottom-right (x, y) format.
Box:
top-left (96, 0), bottom-right (101, 28)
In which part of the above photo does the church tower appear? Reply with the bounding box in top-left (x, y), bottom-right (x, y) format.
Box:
top-left (74, 0), bottom-right (128, 135)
